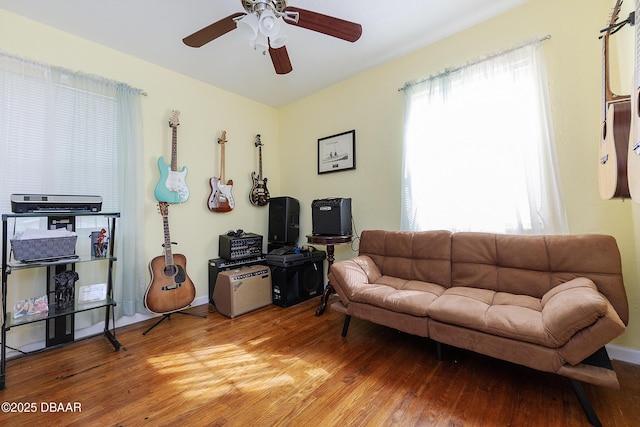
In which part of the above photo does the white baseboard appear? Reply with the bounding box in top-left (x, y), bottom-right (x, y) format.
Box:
top-left (606, 344), bottom-right (640, 365)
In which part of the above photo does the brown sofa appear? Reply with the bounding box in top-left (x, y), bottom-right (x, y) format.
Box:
top-left (328, 230), bottom-right (628, 426)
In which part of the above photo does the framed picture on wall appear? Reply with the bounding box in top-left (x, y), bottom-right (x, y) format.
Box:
top-left (317, 130), bottom-right (356, 174)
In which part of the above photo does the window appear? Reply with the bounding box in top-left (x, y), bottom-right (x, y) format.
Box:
top-left (401, 40), bottom-right (568, 234)
top-left (0, 52), bottom-right (145, 317)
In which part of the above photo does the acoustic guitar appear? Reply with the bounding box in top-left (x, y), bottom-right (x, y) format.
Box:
top-left (250, 134), bottom-right (270, 206)
top-left (628, 0), bottom-right (640, 201)
top-left (144, 202), bottom-right (196, 314)
top-left (208, 130), bottom-right (235, 212)
top-left (154, 110), bottom-right (190, 204)
top-left (599, 0), bottom-right (631, 200)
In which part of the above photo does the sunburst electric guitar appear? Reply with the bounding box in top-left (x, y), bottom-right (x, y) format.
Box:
top-left (208, 131), bottom-right (235, 212)
top-left (250, 134), bottom-right (270, 206)
top-left (628, 0), bottom-right (640, 201)
top-left (155, 110), bottom-right (189, 204)
top-left (599, 0), bottom-right (631, 200)
top-left (144, 202), bottom-right (196, 314)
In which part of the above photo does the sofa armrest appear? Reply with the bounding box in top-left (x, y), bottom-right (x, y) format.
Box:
top-left (328, 255), bottom-right (382, 305)
top-left (541, 277), bottom-right (620, 347)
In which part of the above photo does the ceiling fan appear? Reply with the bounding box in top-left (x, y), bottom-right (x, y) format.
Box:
top-left (183, 0), bottom-right (363, 75)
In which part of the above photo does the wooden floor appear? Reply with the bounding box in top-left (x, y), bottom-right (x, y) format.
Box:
top-left (1, 297), bottom-right (639, 426)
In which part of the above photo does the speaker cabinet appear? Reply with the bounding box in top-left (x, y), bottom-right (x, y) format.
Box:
top-left (213, 265), bottom-right (272, 318)
top-left (270, 258), bottom-right (324, 308)
top-left (268, 196), bottom-right (300, 245)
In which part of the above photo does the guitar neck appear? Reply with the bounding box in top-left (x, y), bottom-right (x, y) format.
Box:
top-left (602, 0), bottom-right (630, 113)
top-left (258, 145), bottom-right (263, 179)
top-left (171, 126), bottom-right (178, 172)
top-left (162, 214), bottom-right (174, 266)
top-left (220, 142), bottom-right (226, 181)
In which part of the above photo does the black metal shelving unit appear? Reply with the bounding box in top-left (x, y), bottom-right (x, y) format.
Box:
top-left (1, 211), bottom-right (121, 389)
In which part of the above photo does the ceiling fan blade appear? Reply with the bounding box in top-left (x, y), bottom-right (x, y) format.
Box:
top-left (269, 45), bottom-right (293, 75)
top-left (283, 7), bottom-right (362, 42)
top-left (183, 12), bottom-right (245, 47)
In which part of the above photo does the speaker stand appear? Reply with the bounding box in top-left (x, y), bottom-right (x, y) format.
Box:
top-left (306, 234), bottom-right (353, 316)
top-left (142, 309), bottom-right (206, 336)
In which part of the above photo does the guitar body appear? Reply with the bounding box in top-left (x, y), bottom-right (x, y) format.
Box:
top-left (250, 172), bottom-right (270, 206)
top-left (600, 100), bottom-right (631, 199)
top-left (154, 156), bottom-right (189, 204)
top-left (208, 176), bottom-right (235, 212)
top-left (145, 253), bottom-right (196, 314)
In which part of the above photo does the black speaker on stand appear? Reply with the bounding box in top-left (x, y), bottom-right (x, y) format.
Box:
top-left (268, 196), bottom-right (300, 251)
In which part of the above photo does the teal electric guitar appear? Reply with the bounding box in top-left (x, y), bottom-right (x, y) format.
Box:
top-left (155, 110), bottom-right (189, 204)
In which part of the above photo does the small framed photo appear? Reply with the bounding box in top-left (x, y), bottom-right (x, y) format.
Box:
top-left (317, 130), bottom-right (356, 174)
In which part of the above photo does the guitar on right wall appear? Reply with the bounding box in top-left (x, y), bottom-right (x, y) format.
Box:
top-left (599, 0), bottom-right (631, 200)
top-left (250, 134), bottom-right (270, 206)
top-left (628, 0), bottom-right (640, 201)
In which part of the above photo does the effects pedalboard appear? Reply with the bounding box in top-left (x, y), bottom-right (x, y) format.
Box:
top-left (218, 232), bottom-right (263, 260)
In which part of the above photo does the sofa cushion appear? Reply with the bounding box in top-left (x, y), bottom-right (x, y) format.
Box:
top-left (427, 277), bottom-right (612, 348)
top-left (359, 230), bottom-right (452, 287)
top-left (350, 276), bottom-right (446, 317)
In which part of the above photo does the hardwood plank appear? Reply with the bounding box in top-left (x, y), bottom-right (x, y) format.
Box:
top-left (0, 299), bottom-right (638, 426)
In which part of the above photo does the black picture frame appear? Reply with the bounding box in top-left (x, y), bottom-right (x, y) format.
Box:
top-left (317, 130), bottom-right (356, 174)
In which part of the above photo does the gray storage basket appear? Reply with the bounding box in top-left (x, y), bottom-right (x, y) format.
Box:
top-left (10, 235), bottom-right (78, 262)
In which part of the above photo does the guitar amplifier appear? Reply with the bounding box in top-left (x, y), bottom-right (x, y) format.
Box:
top-left (208, 255), bottom-right (267, 304)
top-left (311, 198), bottom-right (352, 236)
top-left (213, 265), bottom-right (272, 318)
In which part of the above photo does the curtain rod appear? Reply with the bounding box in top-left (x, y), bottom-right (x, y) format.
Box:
top-left (398, 35), bottom-right (551, 92)
top-left (1, 49), bottom-right (147, 96)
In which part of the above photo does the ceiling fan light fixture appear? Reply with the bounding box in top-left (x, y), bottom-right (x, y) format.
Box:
top-left (258, 9), bottom-right (280, 37)
top-left (236, 12), bottom-right (259, 40)
top-left (250, 31), bottom-right (269, 54)
top-left (269, 27), bottom-right (288, 49)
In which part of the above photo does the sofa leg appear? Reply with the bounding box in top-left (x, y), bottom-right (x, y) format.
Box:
top-left (341, 315), bottom-right (351, 337)
top-left (568, 379), bottom-right (602, 427)
top-left (435, 342), bottom-right (443, 361)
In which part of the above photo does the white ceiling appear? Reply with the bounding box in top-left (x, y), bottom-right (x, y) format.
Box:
top-left (0, 0), bottom-right (528, 108)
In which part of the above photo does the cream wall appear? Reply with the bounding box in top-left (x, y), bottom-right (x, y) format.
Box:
top-left (278, 0), bottom-right (640, 352)
top-left (1, 0), bottom-right (639, 354)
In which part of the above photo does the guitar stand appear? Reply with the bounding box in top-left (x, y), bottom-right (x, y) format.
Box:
top-left (142, 309), bottom-right (206, 336)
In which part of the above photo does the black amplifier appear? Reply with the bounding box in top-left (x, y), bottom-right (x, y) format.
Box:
top-left (219, 232), bottom-right (263, 260)
top-left (311, 198), bottom-right (352, 236)
top-left (208, 255), bottom-right (267, 304)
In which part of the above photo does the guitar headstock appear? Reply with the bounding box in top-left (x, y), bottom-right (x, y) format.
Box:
top-left (255, 134), bottom-right (263, 147)
top-left (158, 202), bottom-right (169, 217)
top-left (218, 130), bottom-right (227, 145)
top-left (169, 110), bottom-right (181, 128)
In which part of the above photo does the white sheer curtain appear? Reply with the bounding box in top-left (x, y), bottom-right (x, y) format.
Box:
top-left (0, 51), bottom-right (145, 318)
top-left (401, 39), bottom-right (568, 235)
